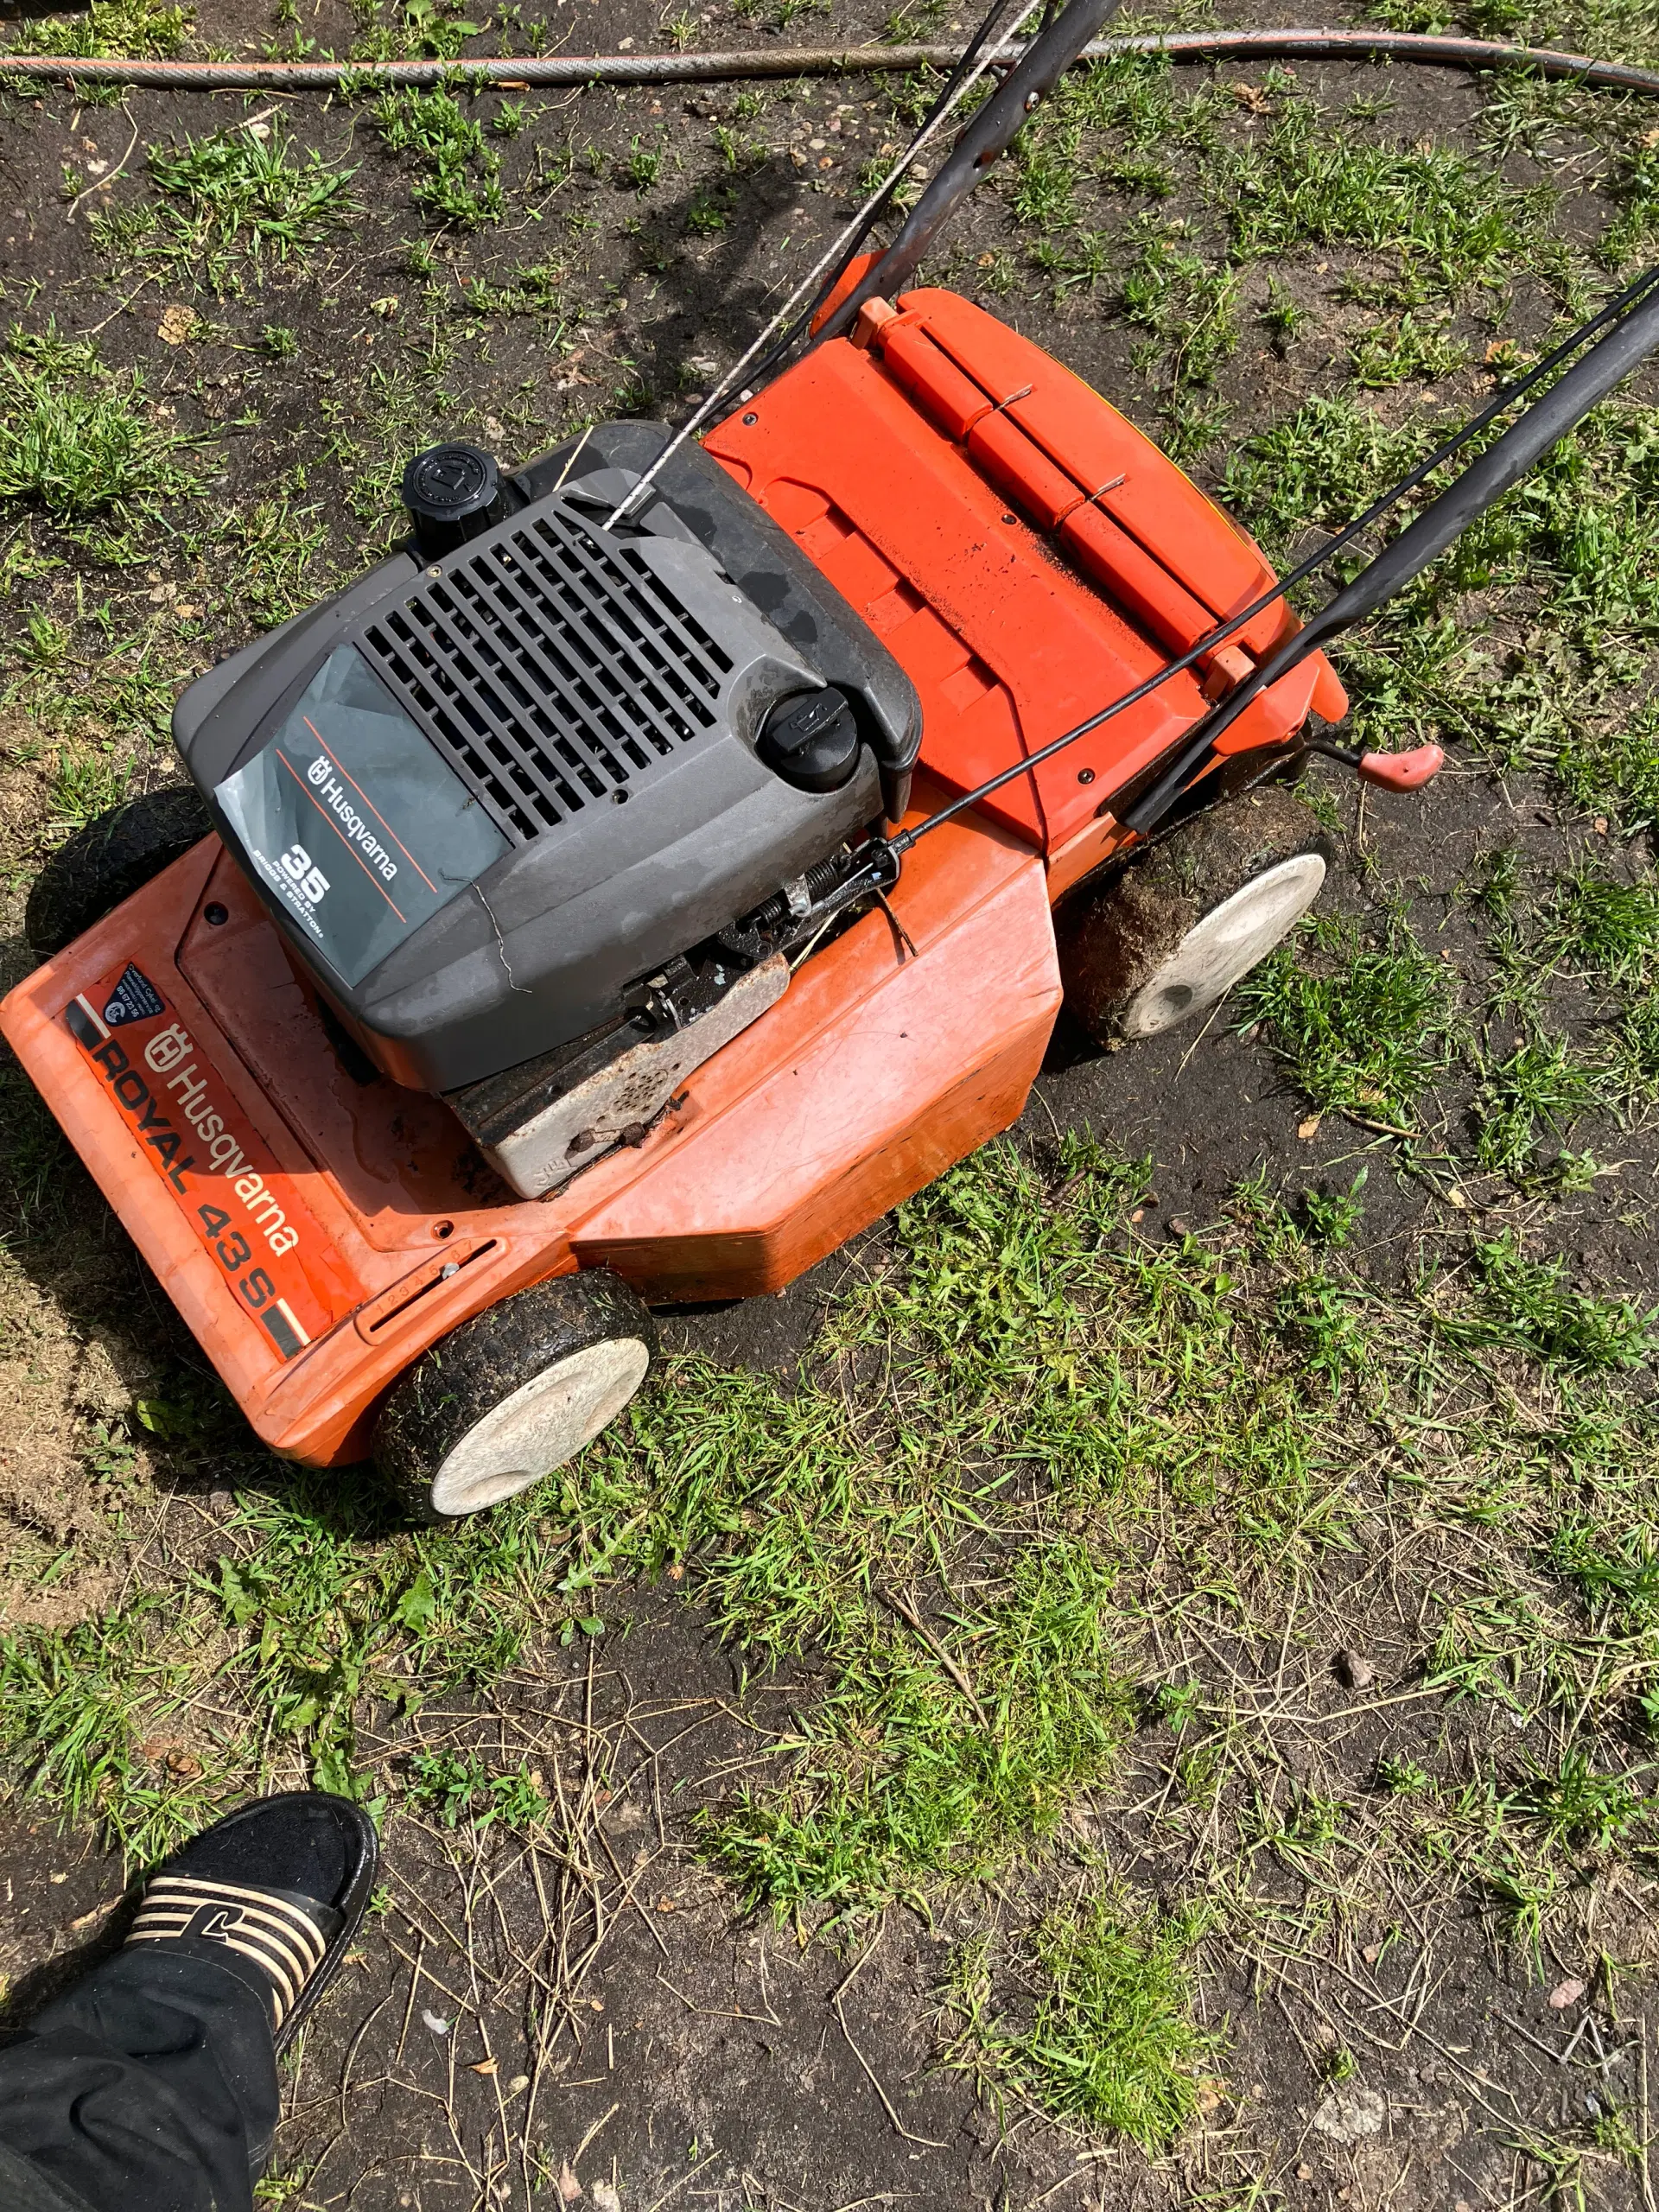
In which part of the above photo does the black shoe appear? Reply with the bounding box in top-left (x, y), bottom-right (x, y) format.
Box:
top-left (124, 1791), bottom-right (378, 2051)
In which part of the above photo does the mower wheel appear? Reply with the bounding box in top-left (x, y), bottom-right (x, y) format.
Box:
top-left (1057, 787), bottom-right (1333, 1044)
top-left (26, 785), bottom-right (213, 958)
top-left (372, 1270), bottom-right (658, 1522)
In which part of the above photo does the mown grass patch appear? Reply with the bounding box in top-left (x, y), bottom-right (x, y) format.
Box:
top-left (1005, 58), bottom-right (1659, 831)
top-left (1017, 56), bottom-right (1568, 433)
top-left (1240, 912), bottom-right (1460, 1128)
top-left (949, 1894), bottom-right (1220, 2151)
top-left (1224, 394), bottom-right (1659, 829)
top-left (6, 1128), bottom-right (1659, 2154)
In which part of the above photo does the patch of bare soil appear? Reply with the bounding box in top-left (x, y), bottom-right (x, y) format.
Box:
top-left (0, 1274), bottom-right (164, 1630)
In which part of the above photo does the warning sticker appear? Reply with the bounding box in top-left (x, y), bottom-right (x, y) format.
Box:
top-left (103, 963), bottom-right (164, 1028)
top-left (63, 975), bottom-right (342, 1361)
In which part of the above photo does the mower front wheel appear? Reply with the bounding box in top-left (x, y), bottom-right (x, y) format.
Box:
top-left (26, 785), bottom-right (213, 958)
top-left (1057, 787), bottom-right (1333, 1045)
top-left (372, 1270), bottom-right (658, 1523)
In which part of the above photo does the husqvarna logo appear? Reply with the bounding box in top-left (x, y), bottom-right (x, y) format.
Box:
top-left (308, 754), bottom-right (330, 787)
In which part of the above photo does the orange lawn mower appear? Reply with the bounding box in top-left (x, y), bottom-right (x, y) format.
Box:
top-left (7, 0), bottom-right (1659, 1521)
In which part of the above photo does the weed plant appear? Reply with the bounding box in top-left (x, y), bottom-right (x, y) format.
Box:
top-left (0, 330), bottom-right (198, 525)
top-left (143, 130), bottom-right (357, 291)
top-left (369, 90), bottom-right (505, 229)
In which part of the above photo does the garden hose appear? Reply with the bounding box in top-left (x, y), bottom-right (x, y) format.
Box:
top-left (3, 28), bottom-right (1659, 95)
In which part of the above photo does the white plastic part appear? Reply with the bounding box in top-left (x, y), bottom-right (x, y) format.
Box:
top-left (1119, 851), bottom-right (1327, 1039)
top-left (428, 1337), bottom-right (652, 1516)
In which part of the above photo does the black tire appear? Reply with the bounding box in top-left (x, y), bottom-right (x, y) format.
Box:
top-left (1057, 788), bottom-right (1334, 1046)
top-left (373, 1269), bottom-right (658, 1523)
top-left (26, 785), bottom-right (213, 958)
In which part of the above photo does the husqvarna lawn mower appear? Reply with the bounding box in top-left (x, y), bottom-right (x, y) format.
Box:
top-left (7, 0), bottom-right (1659, 1521)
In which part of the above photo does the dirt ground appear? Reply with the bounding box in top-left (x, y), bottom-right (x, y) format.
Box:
top-left (6, 0), bottom-right (1659, 2204)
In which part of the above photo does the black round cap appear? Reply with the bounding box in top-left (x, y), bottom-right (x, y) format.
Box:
top-left (402, 442), bottom-right (500, 526)
top-left (757, 686), bottom-right (861, 795)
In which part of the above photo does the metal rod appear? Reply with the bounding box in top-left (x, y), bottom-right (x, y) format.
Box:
top-left (815, 0), bottom-right (1125, 346)
top-left (5, 29), bottom-right (1659, 93)
top-left (887, 257), bottom-right (1659, 851)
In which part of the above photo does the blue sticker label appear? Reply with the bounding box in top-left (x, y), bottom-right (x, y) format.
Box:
top-left (214, 645), bottom-right (509, 988)
top-left (104, 963), bottom-right (164, 1027)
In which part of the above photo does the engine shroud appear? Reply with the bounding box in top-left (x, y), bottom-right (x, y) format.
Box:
top-left (174, 424), bottom-right (920, 1096)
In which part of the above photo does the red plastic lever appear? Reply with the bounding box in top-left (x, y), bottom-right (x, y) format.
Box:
top-left (1357, 742), bottom-right (1444, 791)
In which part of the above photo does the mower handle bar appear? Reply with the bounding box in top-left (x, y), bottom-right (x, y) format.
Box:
top-left (1118, 273), bottom-right (1659, 832)
top-left (888, 257), bottom-right (1659, 855)
top-left (815, 0), bottom-right (1125, 346)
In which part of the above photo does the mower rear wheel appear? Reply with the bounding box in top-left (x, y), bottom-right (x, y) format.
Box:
top-left (372, 1270), bottom-right (658, 1523)
top-left (1058, 788), bottom-right (1333, 1045)
top-left (26, 785), bottom-right (213, 958)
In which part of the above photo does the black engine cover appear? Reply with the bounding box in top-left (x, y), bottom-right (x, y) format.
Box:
top-left (173, 424), bottom-right (921, 1095)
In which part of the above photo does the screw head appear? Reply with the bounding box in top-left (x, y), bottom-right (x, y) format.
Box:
top-left (203, 901), bottom-right (229, 925)
top-left (742, 411), bottom-right (758, 425)
top-left (1078, 767), bottom-right (1096, 785)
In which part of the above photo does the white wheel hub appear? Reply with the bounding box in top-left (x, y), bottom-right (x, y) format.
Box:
top-left (1120, 852), bottom-right (1326, 1039)
top-left (429, 1337), bottom-right (652, 1516)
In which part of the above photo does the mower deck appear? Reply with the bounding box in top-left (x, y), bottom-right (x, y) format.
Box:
top-left (1, 777), bottom-right (1057, 1465)
top-left (707, 289), bottom-right (1345, 892)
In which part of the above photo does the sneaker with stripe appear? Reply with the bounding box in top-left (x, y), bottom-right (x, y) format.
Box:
top-left (124, 1792), bottom-right (378, 2052)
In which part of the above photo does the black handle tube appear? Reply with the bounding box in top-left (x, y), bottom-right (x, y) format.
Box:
top-left (815, 0), bottom-right (1123, 344)
top-left (887, 261), bottom-right (1659, 856)
top-left (1121, 277), bottom-right (1659, 833)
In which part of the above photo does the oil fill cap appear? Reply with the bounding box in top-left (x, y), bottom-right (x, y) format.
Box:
top-left (402, 442), bottom-right (502, 553)
top-left (758, 686), bottom-right (861, 794)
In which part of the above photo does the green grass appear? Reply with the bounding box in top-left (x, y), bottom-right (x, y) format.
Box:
top-left (1440, 1230), bottom-right (1657, 1372)
top-left (1516, 1749), bottom-right (1651, 1850)
top-left (1549, 864), bottom-right (1659, 978)
top-left (4, 0), bottom-right (188, 60)
top-left (1212, 99), bottom-right (1555, 297)
top-left (143, 129), bottom-right (357, 291)
top-left (1240, 913), bottom-right (1459, 1128)
top-left (1224, 395), bottom-right (1659, 829)
top-left (1011, 61), bottom-right (1565, 436)
top-left (703, 1535), bottom-right (1131, 1916)
top-left (963, 1896), bottom-right (1219, 2149)
top-left (1475, 1032), bottom-right (1606, 1182)
top-left (9, 1125), bottom-right (1659, 2154)
top-left (0, 329), bottom-right (199, 525)
top-left (1350, 311), bottom-right (1468, 389)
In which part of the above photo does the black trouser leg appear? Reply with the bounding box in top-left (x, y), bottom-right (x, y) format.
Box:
top-left (0, 1948), bottom-right (278, 2212)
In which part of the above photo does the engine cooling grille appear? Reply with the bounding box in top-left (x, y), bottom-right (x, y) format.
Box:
top-left (357, 504), bottom-right (734, 843)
